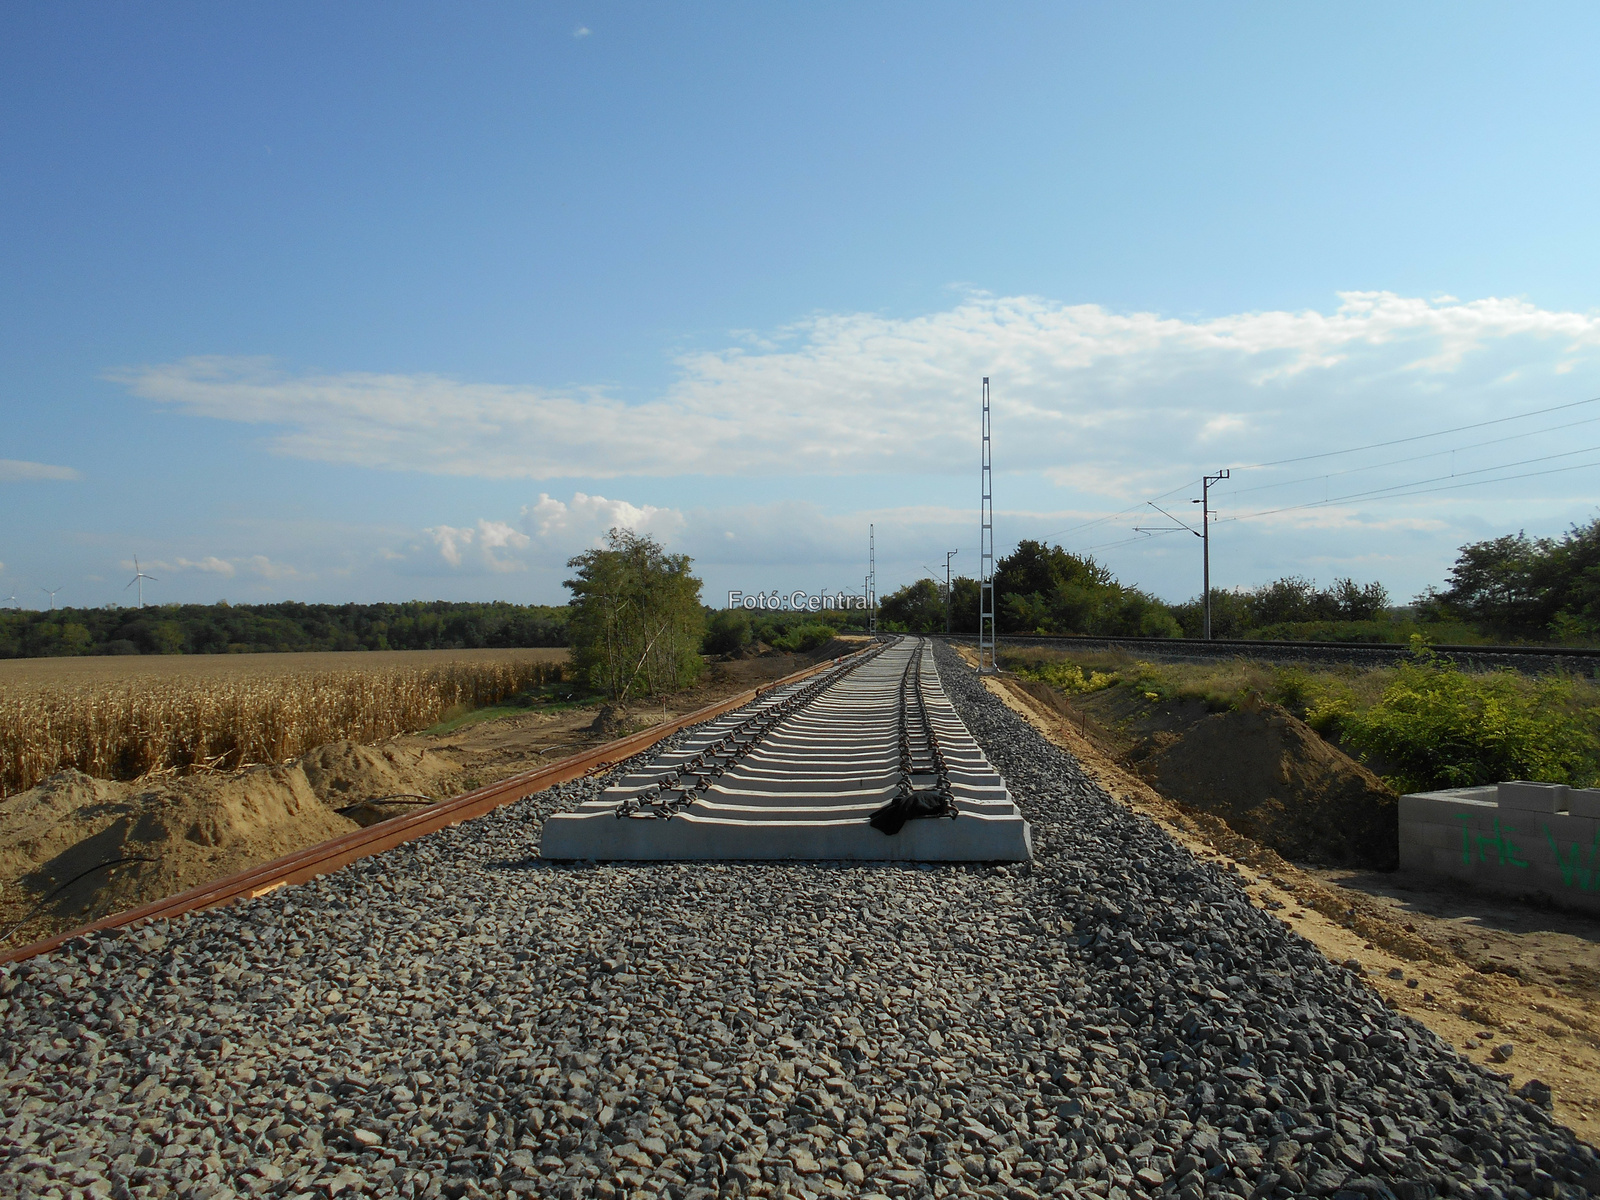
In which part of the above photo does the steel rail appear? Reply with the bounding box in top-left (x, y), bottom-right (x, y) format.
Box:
top-left (942, 631), bottom-right (1600, 659)
top-left (0, 646), bottom-right (877, 967)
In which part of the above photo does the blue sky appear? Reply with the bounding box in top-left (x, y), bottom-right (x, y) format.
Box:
top-left (3, 3), bottom-right (1599, 612)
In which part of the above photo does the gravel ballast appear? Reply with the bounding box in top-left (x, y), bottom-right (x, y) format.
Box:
top-left (2, 640), bottom-right (1595, 1200)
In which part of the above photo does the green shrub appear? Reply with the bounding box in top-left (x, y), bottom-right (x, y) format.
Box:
top-left (1310, 646), bottom-right (1598, 794)
top-left (703, 609), bottom-right (752, 656)
top-left (1019, 659), bottom-right (1120, 695)
top-left (769, 623), bottom-right (837, 653)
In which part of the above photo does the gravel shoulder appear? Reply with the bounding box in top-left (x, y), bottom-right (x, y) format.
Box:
top-left (980, 651), bottom-right (1600, 1147)
top-left (0, 639), bottom-right (1595, 1200)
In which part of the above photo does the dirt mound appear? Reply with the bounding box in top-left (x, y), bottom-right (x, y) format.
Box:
top-left (586, 705), bottom-right (628, 736)
top-left (1135, 702), bottom-right (1398, 868)
top-left (0, 739), bottom-right (467, 944)
top-left (0, 765), bottom-right (358, 941)
top-left (299, 740), bottom-right (463, 825)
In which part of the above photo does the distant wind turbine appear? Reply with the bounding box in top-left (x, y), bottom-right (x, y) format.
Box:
top-left (126, 557), bottom-right (158, 608)
top-left (3, 590), bottom-right (17, 608)
top-left (41, 586), bottom-right (62, 610)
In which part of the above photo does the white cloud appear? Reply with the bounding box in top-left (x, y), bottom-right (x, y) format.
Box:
top-left (427, 524), bottom-right (475, 568)
top-left (0, 459), bottom-right (81, 482)
top-left (109, 293), bottom-right (1600, 485)
top-left (176, 556), bottom-right (237, 577)
top-left (520, 491), bottom-right (684, 543)
top-left (572, 25), bottom-right (591, 37)
top-left (139, 554), bottom-right (301, 581)
top-left (423, 517), bottom-right (537, 573)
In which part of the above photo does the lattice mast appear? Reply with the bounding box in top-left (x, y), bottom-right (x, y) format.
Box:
top-left (979, 378), bottom-right (997, 673)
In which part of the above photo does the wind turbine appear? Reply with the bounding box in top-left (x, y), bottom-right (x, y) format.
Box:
top-left (3, 589), bottom-right (17, 608)
top-left (41, 586), bottom-right (62, 610)
top-left (125, 557), bottom-right (158, 608)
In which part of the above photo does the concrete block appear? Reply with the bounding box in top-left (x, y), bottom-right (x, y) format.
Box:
top-left (1414, 821), bottom-right (1473, 851)
top-left (1399, 792), bottom-right (1495, 823)
top-left (1397, 840), bottom-right (1430, 872)
top-left (1498, 780), bottom-right (1570, 813)
top-left (1569, 788), bottom-right (1600, 819)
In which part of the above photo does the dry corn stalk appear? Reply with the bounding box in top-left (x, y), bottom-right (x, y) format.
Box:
top-left (0, 659), bottom-right (560, 796)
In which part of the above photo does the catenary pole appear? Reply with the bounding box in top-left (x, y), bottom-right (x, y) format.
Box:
top-left (1195, 469), bottom-right (1231, 639)
top-left (945, 550), bottom-right (958, 635)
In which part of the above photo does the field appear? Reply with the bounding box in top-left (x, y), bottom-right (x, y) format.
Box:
top-left (0, 648), bottom-right (568, 797)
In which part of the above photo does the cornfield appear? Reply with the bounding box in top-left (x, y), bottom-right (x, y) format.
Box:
top-left (0, 658), bottom-right (563, 797)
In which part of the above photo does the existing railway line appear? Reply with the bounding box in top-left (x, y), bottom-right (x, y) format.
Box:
top-left (2, 640), bottom-right (1597, 1199)
top-left (957, 633), bottom-right (1600, 677)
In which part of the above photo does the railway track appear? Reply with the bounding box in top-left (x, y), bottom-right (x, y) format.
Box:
top-left (2, 642), bottom-right (1596, 1199)
top-left (956, 633), bottom-right (1600, 676)
top-left (0, 647), bottom-right (871, 969)
top-left (543, 638), bottom-right (1031, 861)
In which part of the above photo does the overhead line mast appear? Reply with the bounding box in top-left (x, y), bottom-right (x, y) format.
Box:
top-left (979, 378), bottom-right (996, 674)
top-left (869, 524), bottom-right (877, 636)
top-left (1196, 469), bottom-right (1230, 640)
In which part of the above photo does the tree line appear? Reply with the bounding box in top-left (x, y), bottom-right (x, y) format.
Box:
top-left (12, 514), bottom-right (1600, 662)
top-left (878, 515), bottom-right (1600, 645)
top-left (0, 600), bottom-right (569, 659)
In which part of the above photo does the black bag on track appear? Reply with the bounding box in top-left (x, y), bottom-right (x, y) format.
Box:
top-left (869, 789), bottom-right (951, 835)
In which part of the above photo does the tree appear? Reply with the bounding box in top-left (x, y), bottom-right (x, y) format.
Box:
top-left (565, 529), bottom-right (706, 699)
top-left (949, 577), bottom-right (981, 633)
top-left (992, 540), bottom-right (1179, 637)
top-left (1431, 532), bottom-right (1552, 639)
top-left (879, 579), bottom-right (944, 633)
top-left (703, 609), bottom-right (752, 655)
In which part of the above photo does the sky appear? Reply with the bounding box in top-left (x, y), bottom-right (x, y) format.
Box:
top-left (3, 2), bottom-right (1599, 614)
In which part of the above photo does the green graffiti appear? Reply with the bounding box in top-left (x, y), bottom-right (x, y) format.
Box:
top-left (1453, 815), bottom-right (1531, 869)
top-left (1544, 824), bottom-right (1600, 890)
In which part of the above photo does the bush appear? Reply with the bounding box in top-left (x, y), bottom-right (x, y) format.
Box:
top-left (1017, 659), bottom-right (1120, 695)
top-left (769, 623), bottom-right (837, 654)
top-left (703, 609), bottom-right (752, 656)
top-left (1309, 644), bottom-right (1598, 794)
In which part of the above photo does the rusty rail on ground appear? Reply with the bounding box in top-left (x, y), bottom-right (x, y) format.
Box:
top-left (0, 649), bottom-right (870, 967)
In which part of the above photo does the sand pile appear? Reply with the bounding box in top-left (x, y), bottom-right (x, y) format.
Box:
top-left (299, 740), bottom-right (463, 826)
top-left (1135, 702), bottom-right (1399, 869)
top-left (0, 741), bottom-right (463, 946)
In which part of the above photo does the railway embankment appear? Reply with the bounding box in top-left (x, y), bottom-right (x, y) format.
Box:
top-left (2, 640), bottom-right (1596, 1198)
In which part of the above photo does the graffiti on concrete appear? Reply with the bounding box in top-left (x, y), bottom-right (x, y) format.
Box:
top-left (1546, 826), bottom-right (1600, 891)
top-left (1454, 815), bottom-right (1530, 869)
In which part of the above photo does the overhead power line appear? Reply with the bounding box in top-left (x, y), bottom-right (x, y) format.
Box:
top-left (1216, 444), bottom-right (1600, 525)
top-left (1236, 393), bottom-right (1600, 470)
top-left (1217, 412), bottom-right (1600, 499)
top-left (1045, 392), bottom-right (1600, 559)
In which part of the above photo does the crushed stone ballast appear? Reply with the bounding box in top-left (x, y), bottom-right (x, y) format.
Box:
top-left (1, 641), bottom-right (1596, 1200)
top-left (540, 638), bottom-right (1033, 861)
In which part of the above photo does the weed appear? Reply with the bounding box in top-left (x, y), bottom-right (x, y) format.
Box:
top-left (1309, 649), bottom-right (1600, 794)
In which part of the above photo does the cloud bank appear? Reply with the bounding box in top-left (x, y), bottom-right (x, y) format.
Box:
top-left (111, 292), bottom-right (1600, 486)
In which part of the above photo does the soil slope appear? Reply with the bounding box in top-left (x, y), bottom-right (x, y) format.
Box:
top-left (1017, 678), bottom-right (1398, 868)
